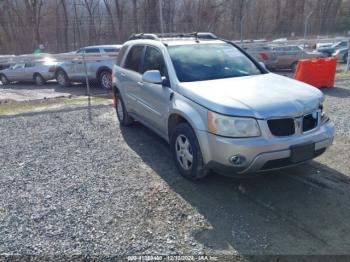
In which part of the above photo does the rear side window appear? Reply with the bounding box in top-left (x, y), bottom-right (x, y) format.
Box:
top-left (104, 48), bottom-right (118, 53)
top-left (25, 63), bottom-right (35, 68)
top-left (143, 47), bottom-right (167, 77)
top-left (116, 45), bottom-right (129, 66)
top-left (84, 48), bottom-right (100, 53)
top-left (124, 45), bottom-right (144, 73)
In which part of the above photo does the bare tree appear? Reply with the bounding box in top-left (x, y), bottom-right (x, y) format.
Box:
top-left (0, 0), bottom-right (349, 54)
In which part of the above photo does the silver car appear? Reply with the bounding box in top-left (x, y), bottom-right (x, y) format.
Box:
top-left (0, 62), bottom-right (57, 85)
top-left (243, 45), bottom-right (278, 70)
top-left (112, 33), bottom-right (334, 180)
top-left (55, 45), bottom-right (121, 89)
top-left (271, 45), bottom-right (322, 71)
top-left (332, 48), bottom-right (348, 63)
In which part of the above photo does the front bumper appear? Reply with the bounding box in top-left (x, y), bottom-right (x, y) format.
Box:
top-left (196, 120), bottom-right (335, 176)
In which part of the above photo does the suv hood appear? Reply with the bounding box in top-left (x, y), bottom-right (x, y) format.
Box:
top-left (178, 73), bottom-right (323, 119)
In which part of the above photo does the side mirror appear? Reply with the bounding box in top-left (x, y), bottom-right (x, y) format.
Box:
top-left (259, 62), bottom-right (267, 70)
top-left (142, 70), bottom-right (162, 84)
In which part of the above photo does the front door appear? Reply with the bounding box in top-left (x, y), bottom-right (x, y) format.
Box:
top-left (137, 46), bottom-right (171, 132)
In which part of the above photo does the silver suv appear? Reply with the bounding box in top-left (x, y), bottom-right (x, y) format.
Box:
top-left (112, 33), bottom-right (334, 180)
top-left (56, 45), bottom-right (121, 89)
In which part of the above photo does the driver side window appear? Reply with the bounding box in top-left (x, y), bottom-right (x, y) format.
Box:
top-left (13, 64), bottom-right (24, 70)
top-left (143, 46), bottom-right (168, 78)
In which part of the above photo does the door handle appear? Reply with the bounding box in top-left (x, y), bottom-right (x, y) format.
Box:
top-left (137, 81), bottom-right (144, 86)
top-left (121, 73), bottom-right (126, 77)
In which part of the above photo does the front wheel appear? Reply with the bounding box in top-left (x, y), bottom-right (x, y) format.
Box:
top-left (99, 71), bottom-right (112, 89)
top-left (56, 70), bottom-right (70, 87)
top-left (0, 74), bottom-right (9, 85)
top-left (34, 74), bottom-right (45, 86)
top-left (170, 123), bottom-right (209, 180)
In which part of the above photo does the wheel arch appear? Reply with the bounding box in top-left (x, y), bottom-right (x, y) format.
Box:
top-left (32, 72), bottom-right (43, 78)
top-left (55, 66), bottom-right (68, 77)
top-left (167, 102), bottom-right (207, 139)
top-left (96, 66), bottom-right (112, 79)
top-left (0, 73), bottom-right (9, 82)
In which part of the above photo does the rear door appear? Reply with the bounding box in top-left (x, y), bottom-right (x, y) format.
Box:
top-left (118, 45), bottom-right (145, 116)
top-left (275, 46), bottom-right (292, 68)
top-left (73, 47), bottom-right (101, 80)
top-left (137, 46), bottom-right (171, 132)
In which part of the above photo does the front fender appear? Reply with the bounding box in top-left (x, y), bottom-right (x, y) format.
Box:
top-left (170, 96), bottom-right (207, 132)
top-left (169, 95), bottom-right (212, 164)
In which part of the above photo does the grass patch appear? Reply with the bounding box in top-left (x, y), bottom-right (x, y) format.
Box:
top-left (0, 96), bottom-right (112, 116)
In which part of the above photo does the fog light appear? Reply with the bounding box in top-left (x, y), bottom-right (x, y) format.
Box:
top-left (229, 155), bottom-right (246, 166)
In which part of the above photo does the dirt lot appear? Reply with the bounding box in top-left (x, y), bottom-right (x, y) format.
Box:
top-left (1, 71), bottom-right (350, 259)
top-left (0, 82), bottom-right (108, 103)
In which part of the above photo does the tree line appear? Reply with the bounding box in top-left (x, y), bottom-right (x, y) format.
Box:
top-left (0, 0), bottom-right (349, 55)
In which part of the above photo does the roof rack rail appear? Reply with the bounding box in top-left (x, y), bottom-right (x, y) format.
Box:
top-left (128, 32), bottom-right (218, 41)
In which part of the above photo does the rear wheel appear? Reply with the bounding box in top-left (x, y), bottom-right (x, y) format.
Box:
top-left (116, 92), bottom-right (133, 126)
top-left (56, 70), bottom-right (70, 87)
top-left (99, 70), bottom-right (112, 89)
top-left (0, 74), bottom-right (9, 85)
top-left (170, 123), bottom-right (209, 180)
top-left (34, 74), bottom-right (45, 86)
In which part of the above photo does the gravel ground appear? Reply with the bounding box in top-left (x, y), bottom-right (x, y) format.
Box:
top-left (0, 76), bottom-right (350, 259)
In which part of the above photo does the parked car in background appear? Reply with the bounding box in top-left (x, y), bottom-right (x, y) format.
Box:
top-left (112, 33), bottom-right (334, 180)
top-left (55, 45), bottom-right (120, 89)
top-left (315, 42), bottom-right (333, 50)
top-left (317, 41), bottom-right (348, 57)
top-left (332, 47), bottom-right (349, 63)
top-left (271, 45), bottom-right (322, 71)
top-left (0, 61), bottom-right (57, 85)
top-left (76, 45), bottom-right (122, 54)
top-left (243, 46), bottom-right (278, 70)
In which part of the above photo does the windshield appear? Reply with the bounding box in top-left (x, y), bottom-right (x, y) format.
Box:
top-left (167, 43), bottom-right (262, 82)
top-left (332, 42), bottom-right (344, 48)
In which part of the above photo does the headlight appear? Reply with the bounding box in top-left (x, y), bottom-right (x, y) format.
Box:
top-left (208, 111), bottom-right (261, 137)
top-left (320, 103), bottom-right (330, 124)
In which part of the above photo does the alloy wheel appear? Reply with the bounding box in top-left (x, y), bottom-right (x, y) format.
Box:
top-left (101, 72), bottom-right (112, 89)
top-left (175, 135), bottom-right (193, 170)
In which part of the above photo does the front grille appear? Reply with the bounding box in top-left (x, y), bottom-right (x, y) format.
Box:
top-left (267, 118), bottom-right (295, 136)
top-left (261, 148), bottom-right (326, 170)
top-left (303, 113), bottom-right (318, 132)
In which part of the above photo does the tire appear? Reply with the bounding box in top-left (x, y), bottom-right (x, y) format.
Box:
top-left (0, 74), bottom-right (9, 85)
top-left (170, 123), bottom-right (209, 180)
top-left (115, 92), bottom-right (133, 126)
top-left (344, 53), bottom-right (348, 64)
top-left (34, 73), bottom-right (45, 86)
top-left (56, 70), bottom-right (70, 87)
top-left (99, 70), bottom-right (112, 90)
top-left (291, 61), bottom-right (298, 72)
